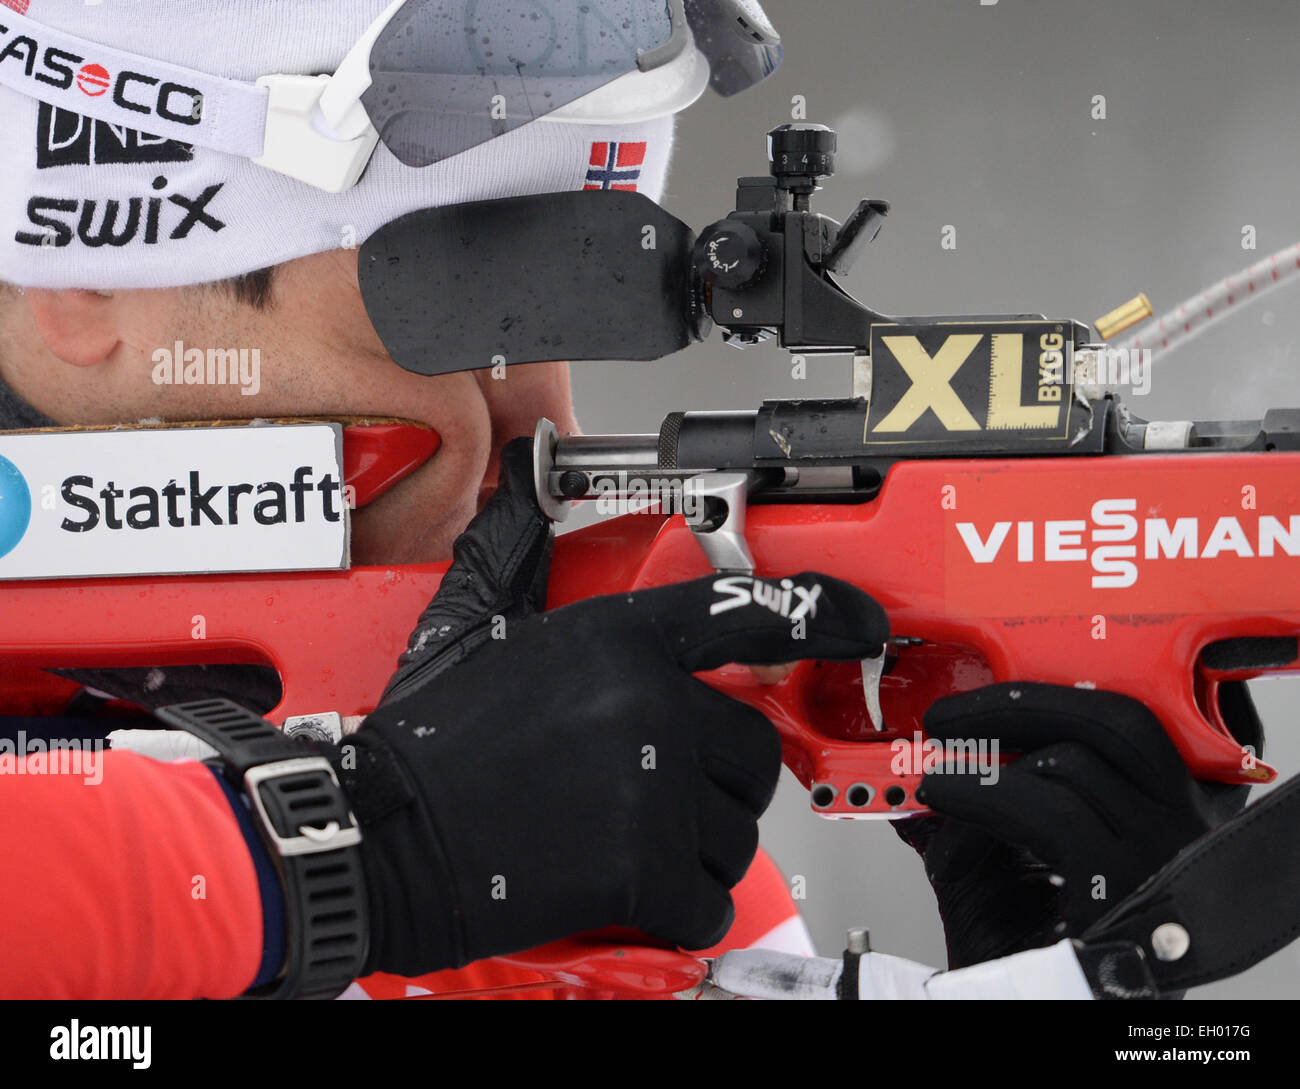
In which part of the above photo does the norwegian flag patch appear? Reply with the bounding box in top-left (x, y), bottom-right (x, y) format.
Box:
top-left (584, 141), bottom-right (646, 192)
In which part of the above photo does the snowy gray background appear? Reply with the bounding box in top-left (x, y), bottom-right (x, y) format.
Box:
top-left (568, 0), bottom-right (1300, 997)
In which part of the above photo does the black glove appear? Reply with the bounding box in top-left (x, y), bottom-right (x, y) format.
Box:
top-left (895, 681), bottom-right (1262, 969)
top-left (327, 439), bottom-right (889, 977)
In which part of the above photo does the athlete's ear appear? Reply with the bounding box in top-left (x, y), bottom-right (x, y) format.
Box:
top-left (24, 289), bottom-right (121, 368)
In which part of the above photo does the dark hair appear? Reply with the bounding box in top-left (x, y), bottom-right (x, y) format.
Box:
top-left (219, 267), bottom-right (277, 310)
top-left (0, 270), bottom-right (278, 307)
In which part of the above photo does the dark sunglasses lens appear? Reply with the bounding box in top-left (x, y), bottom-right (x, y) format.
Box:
top-left (364, 0), bottom-right (676, 167)
top-left (685, 0), bottom-right (782, 97)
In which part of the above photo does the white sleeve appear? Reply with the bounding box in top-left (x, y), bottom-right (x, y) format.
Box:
top-left (920, 940), bottom-right (1094, 1000)
top-left (707, 939), bottom-right (1094, 1000)
top-left (854, 939), bottom-right (1094, 1001)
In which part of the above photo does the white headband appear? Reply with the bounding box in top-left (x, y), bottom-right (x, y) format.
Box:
top-left (0, 0), bottom-right (691, 289)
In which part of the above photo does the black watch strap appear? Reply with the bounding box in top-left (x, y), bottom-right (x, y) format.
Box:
top-left (1083, 770), bottom-right (1300, 993)
top-left (156, 698), bottom-right (369, 1000)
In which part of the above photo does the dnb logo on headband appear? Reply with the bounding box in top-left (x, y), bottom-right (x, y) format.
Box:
top-left (37, 103), bottom-right (193, 169)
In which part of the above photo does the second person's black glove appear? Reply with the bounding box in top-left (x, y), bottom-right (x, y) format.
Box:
top-left (896, 681), bottom-right (1261, 969)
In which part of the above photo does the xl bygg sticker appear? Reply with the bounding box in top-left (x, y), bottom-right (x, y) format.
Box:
top-left (865, 321), bottom-right (1073, 446)
top-left (0, 425), bottom-right (349, 579)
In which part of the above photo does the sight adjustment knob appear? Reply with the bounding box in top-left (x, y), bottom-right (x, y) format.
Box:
top-left (694, 220), bottom-right (766, 291)
top-left (768, 123), bottom-right (837, 194)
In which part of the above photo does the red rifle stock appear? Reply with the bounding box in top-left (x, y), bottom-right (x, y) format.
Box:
top-left (1, 443), bottom-right (1295, 994)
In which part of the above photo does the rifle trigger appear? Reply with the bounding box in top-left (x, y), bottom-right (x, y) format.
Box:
top-left (861, 653), bottom-right (886, 732)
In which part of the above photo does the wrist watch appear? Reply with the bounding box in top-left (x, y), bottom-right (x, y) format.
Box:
top-left (156, 698), bottom-right (368, 999)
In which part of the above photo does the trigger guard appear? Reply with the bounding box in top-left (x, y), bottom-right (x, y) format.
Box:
top-left (1192, 670), bottom-right (1274, 784)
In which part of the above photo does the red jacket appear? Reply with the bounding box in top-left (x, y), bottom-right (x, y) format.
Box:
top-left (0, 745), bottom-right (806, 999)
